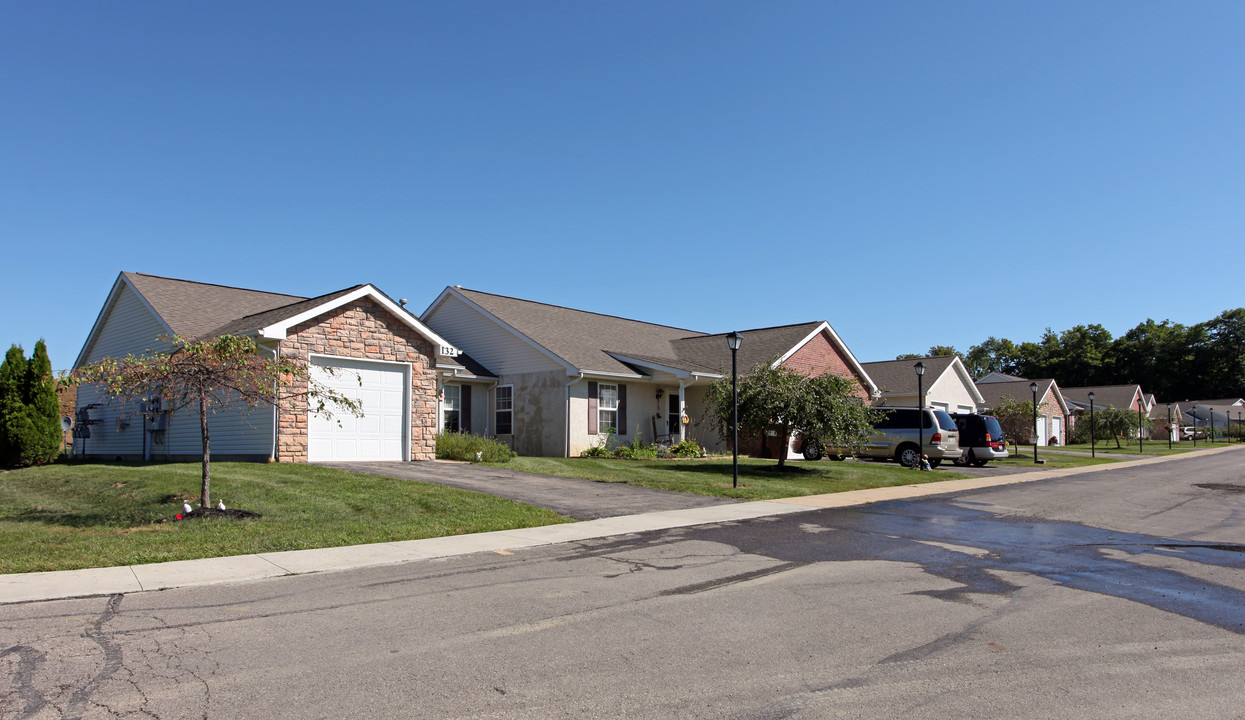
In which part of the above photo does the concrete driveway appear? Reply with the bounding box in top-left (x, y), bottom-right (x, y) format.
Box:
top-left (317, 460), bottom-right (741, 520)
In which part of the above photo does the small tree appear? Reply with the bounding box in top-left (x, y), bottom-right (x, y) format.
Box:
top-left (990, 394), bottom-right (1037, 448)
top-left (706, 363), bottom-right (877, 469)
top-left (72, 335), bottom-right (363, 508)
top-left (0, 341), bottom-right (63, 468)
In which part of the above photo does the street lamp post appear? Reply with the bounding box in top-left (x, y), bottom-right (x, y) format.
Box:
top-left (1166, 403), bottom-right (1172, 451)
top-left (915, 362), bottom-right (926, 469)
top-left (1137, 401), bottom-right (1144, 454)
top-left (727, 331), bottom-right (743, 489)
top-left (1089, 391), bottom-right (1096, 459)
top-left (1193, 406), bottom-right (1198, 447)
top-left (1030, 382), bottom-right (1039, 463)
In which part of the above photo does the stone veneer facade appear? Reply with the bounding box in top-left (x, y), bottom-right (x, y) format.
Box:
top-left (275, 297), bottom-right (439, 462)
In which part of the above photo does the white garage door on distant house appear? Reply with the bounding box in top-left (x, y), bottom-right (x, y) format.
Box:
top-left (308, 357), bottom-right (409, 462)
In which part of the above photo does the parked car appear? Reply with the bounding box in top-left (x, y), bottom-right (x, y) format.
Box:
top-left (950, 413), bottom-right (1009, 467)
top-left (803, 407), bottom-right (961, 468)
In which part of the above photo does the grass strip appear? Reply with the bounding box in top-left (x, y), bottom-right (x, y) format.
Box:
top-left (0, 462), bottom-right (570, 575)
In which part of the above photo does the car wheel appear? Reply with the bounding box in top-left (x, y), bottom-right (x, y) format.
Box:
top-left (802, 443), bottom-right (823, 461)
top-left (928, 458), bottom-right (942, 468)
top-left (972, 459), bottom-right (989, 467)
top-left (896, 444), bottom-right (920, 468)
top-left (828, 453), bottom-right (846, 461)
top-left (953, 451), bottom-right (970, 467)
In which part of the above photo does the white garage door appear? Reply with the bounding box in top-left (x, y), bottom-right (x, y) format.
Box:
top-left (308, 358), bottom-right (408, 462)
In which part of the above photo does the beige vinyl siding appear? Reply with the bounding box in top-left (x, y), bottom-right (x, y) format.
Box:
top-left (425, 295), bottom-right (563, 376)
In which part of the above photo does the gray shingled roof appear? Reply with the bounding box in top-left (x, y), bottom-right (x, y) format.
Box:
top-left (455, 289), bottom-right (708, 375)
top-left (1061, 385), bottom-right (1141, 409)
top-left (861, 355), bottom-right (958, 395)
top-left (670, 323), bottom-right (828, 375)
top-left (205, 285), bottom-right (365, 338)
top-left (123, 272), bottom-right (307, 340)
top-left (975, 378), bottom-right (1060, 409)
top-left (452, 290), bottom-right (857, 383)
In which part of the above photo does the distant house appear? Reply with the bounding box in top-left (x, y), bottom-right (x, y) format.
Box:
top-left (420, 287), bottom-right (878, 457)
top-left (975, 378), bottom-right (1070, 445)
top-left (860, 355), bottom-right (983, 414)
top-left (1181, 400), bottom-right (1245, 437)
top-left (1062, 385), bottom-right (1149, 438)
top-left (74, 272), bottom-right (459, 463)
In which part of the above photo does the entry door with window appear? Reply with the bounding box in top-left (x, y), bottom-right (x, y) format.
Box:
top-left (668, 394), bottom-right (681, 436)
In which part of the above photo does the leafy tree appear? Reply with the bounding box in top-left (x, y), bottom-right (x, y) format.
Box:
top-left (0, 341), bottom-right (62, 468)
top-left (705, 363), bottom-right (877, 469)
top-left (964, 337), bottom-right (1020, 379)
top-left (1202, 308), bottom-right (1245, 398)
top-left (72, 335), bottom-right (363, 508)
top-left (896, 346), bottom-right (959, 361)
top-left (989, 394), bottom-right (1037, 448)
top-left (1096, 407), bottom-right (1146, 449)
top-left (0, 345), bottom-right (29, 466)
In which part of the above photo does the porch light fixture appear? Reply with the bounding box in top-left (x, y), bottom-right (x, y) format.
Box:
top-left (1030, 381), bottom-right (1039, 463)
top-left (915, 362), bottom-right (926, 469)
top-left (727, 332), bottom-right (743, 489)
top-left (1089, 392), bottom-right (1095, 458)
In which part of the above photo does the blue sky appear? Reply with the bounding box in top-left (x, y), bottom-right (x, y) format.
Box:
top-left (3, 2), bottom-right (1243, 373)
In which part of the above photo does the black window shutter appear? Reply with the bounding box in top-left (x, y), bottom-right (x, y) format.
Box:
top-left (461, 385), bottom-right (472, 433)
top-left (618, 384), bottom-right (627, 434)
top-left (588, 381), bottom-right (598, 435)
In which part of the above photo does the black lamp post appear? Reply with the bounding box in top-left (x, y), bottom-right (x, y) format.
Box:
top-left (915, 362), bottom-right (926, 468)
top-left (1193, 406), bottom-right (1198, 447)
top-left (1089, 391), bottom-right (1096, 459)
top-left (1209, 406), bottom-right (1215, 444)
top-left (1166, 403), bottom-right (1172, 451)
top-left (1137, 400), bottom-right (1144, 454)
top-left (1238, 411), bottom-right (1242, 443)
top-left (727, 331), bottom-right (743, 489)
top-left (1030, 381), bottom-right (1039, 463)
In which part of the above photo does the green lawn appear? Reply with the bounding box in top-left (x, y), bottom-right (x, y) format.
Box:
top-left (986, 448), bottom-right (1123, 468)
top-left (490, 455), bottom-right (977, 501)
top-left (1055, 440), bottom-right (1228, 457)
top-left (0, 462), bottom-right (571, 575)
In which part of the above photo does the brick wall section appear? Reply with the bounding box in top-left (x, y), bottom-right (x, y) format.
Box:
top-left (276, 298), bottom-right (438, 462)
top-left (779, 332), bottom-right (870, 400)
top-left (740, 332), bottom-right (870, 456)
top-left (1040, 392), bottom-right (1065, 445)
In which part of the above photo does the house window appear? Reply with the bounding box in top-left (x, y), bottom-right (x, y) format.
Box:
top-left (495, 385), bottom-right (513, 435)
top-left (443, 385), bottom-right (461, 433)
top-left (599, 383), bottom-right (619, 434)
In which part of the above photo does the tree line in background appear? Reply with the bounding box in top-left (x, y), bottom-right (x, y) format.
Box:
top-left (899, 308), bottom-right (1245, 401)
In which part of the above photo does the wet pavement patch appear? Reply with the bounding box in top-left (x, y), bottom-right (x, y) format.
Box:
top-left (1194, 483), bottom-right (1245, 493)
top-left (684, 498), bottom-right (1245, 635)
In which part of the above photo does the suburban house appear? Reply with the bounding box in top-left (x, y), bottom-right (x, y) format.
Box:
top-left (1062, 385), bottom-right (1149, 438)
top-left (73, 272), bottom-right (460, 463)
top-left (420, 287), bottom-right (879, 457)
top-left (975, 377), bottom-right (1070, 445)
top-left (861, 355), bottom-right (983, 414)
top-left (1181, 400), bottom-right (1245, 437)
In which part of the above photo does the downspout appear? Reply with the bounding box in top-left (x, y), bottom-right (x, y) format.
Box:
top-left (564, 372), bottom-right (584, 457)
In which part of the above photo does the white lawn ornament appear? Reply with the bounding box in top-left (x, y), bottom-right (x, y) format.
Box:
top-left (183, 502), bottom-right (193, 514)
top-left (217, 500), bottom-right (226, 511)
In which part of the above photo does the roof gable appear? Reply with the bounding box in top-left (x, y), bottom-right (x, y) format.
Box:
top-left (862, 355), bottom-right (982, 404)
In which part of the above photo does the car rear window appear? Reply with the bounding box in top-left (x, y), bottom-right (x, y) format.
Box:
top-left (982, 416), bottom-right (1004, 438)
top-left (934, 410), bottom-right (957, 431)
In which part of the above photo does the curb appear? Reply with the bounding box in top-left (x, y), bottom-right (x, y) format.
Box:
top-left (3, 445), bottom-right (1241, 605)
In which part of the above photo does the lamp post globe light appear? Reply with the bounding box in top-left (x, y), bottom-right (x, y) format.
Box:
top-left (1089, 391), bottom-right (1096, 459)
top-left (915, 362), bottom-right (926, 469)
top-left (1030, 381), bottom-right (1039, 463)
top-left (727, 331), bottom-right (743, 489)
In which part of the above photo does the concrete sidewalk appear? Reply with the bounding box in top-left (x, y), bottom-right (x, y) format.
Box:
top-left (3, 446), bottom-right (1239, 605)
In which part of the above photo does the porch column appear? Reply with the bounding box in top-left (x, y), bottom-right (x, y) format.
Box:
top-left (677, 382), bottom-right (688, 442)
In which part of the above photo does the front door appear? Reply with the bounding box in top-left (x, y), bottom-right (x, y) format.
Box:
top-left (668, 394), bottom-right (681, 437)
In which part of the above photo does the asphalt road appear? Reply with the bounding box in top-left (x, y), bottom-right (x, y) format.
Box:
top-left (3, 449), bottom-right (1244, 719)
